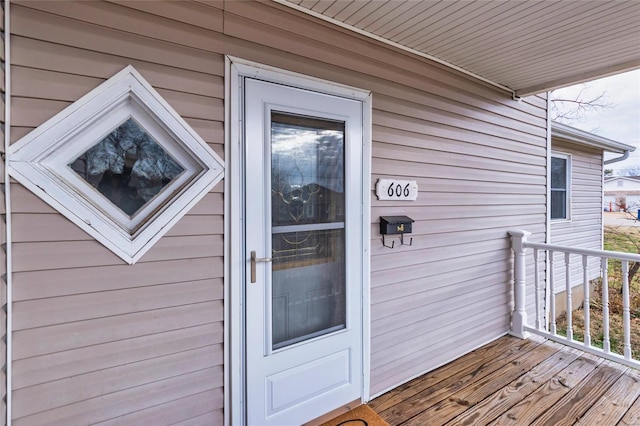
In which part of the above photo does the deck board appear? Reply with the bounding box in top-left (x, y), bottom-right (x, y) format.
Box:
top-left (490, 352), bottom-right (604, 426)
top-left (371, 335), bottom-right (640, 425)
top-left (445, 345), bottom-right (581, 425)
top-left (402, 343), bottom-right (559, 426)
top-left (618, 388), bottom-right (640, 426)
top-left (575, 368), bottom-right (640, 425)
top-left (531, 361), bottom-right (625, 426)
top-left (376, 339), bottom-right (542, 425)
top-left (369, 336), bottom-right (523, 413)
top-left (369, 339), bottom-right (521, 412)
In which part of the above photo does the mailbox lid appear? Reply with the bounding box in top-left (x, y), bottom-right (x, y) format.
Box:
top-left (379, 215), bottom-right (414, 234)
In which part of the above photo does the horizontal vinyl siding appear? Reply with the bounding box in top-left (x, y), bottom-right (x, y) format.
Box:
top-left (8, 0), bottom-right (548, 420)
top-left (220, 1), bottom-right (547, 395)
top-left (9, 1), bottom-right (225, 424)
top-left (551, 141), bottom-right (604, 293)
top-left (370, 96), bottom-right (546, 393)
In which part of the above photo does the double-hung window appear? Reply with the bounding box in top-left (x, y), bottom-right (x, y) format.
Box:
top-left (551, 153), bottom-right (571, 220)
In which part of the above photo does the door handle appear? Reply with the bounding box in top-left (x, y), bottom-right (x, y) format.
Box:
top-left (250, 250), bottom-right (272, 283)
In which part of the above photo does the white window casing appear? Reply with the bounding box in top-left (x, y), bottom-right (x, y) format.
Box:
top-left (550, 152), bottom-right (571, 221)
top-left (7, 65), bottom-right (225, 264)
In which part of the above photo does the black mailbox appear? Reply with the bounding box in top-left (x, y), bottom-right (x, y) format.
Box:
top-left (380, 215), bottom-right (414, 235)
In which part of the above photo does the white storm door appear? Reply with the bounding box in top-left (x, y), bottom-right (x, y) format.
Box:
top-left (244, 77), bottom-right (363, 426)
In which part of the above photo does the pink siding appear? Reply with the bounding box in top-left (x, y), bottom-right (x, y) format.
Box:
top-left (9, 1), bottom-right (225, 423)
top-left (5, 0), bottom-right (548, 422)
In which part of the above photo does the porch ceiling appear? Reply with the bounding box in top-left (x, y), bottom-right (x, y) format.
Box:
top-left (278, 0), bottom-right (640, 97)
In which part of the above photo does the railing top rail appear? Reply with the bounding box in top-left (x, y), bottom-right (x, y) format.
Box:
top-left (523, 240), bottom-right (640, 262)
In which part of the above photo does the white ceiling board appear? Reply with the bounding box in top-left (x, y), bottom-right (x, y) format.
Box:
top-left (280, 0), bottom-right (640, 96)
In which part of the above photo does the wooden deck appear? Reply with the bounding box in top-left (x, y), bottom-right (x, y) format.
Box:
top-left (369, 335), bottom-right (640, 425)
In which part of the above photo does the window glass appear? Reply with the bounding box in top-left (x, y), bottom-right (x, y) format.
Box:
top-left (551, 157), bottom-right (567, 188)
top-left (70, 118), bottom-right (185, 217)
top-left (550, 190), bottom-right (567, 219)
top-left (270, 112), bottom-right (346, 350)
top-left (271, 113), bottom-right (345, 227)
top-left (551, 155), bottom-right (568, 220)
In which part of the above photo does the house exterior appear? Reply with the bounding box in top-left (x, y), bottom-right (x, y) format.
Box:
top-left (0, 1), bottom-right (639, 425)
top-left (604, 176), bottom-right (640, 212)
top-left (549, 122), bottom-right (636, 313)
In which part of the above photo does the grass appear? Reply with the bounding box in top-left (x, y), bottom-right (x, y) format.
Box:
top-left (555, 226), bottom-right (640, 360)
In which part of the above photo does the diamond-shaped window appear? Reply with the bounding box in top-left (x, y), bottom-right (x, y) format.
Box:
top-left (8, 66), bottom-right (224, 264)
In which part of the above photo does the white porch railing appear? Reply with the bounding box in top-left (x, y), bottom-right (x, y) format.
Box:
top-left (509, 229), bottom-right (640, 369)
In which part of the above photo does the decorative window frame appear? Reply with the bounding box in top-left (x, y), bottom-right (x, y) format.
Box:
top-left (8, 65), bottom-right (224, 264)
top-left (550, 151), bottom-right (571, 221)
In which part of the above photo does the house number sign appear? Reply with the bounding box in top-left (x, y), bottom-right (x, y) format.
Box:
top-left (375, 179), bottom-right (418, 201)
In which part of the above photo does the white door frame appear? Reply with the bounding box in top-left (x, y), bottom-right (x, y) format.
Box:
top-left (224, 56), bottom-right (372, 426)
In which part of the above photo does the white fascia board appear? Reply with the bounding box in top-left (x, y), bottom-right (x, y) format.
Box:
top-left (551, 122), bottom-right (636, 153)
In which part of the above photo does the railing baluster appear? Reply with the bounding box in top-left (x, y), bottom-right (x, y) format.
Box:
top-left (601, 257), bottom-right (610, 353)
top-left (534, 248), bottom-right (542, 330)
top-left (565, 252), bottom-right (573, 340)
top-left (509, 229), bottom-right (640, 370)
top-left (582, 255), bottom-right (591, 346)
top-left (622, 260), bottom-right (632, 360)
top-left (549, 250), bottom-right (556, 334)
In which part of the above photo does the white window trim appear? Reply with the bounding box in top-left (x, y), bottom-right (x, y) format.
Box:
top-left (550, 151), bottom-right (572, 222)
top-left (8, 65), bottom-right (224, 264)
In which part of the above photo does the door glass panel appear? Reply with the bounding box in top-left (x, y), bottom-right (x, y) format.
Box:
top-left (270, 112), bottom-right (346, 350)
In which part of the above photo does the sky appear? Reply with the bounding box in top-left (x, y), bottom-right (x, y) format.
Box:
top-left (550, 69), bottom-right (640, 175)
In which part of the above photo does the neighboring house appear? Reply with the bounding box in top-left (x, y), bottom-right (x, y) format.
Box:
top-left (604, 176), bottom-right (640, 212)
top-left (0, 1), bottom-right (639, 425)
top-left (550, 122), bottom-right (636, 314)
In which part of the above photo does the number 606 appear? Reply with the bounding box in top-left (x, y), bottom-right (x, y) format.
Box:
top-left (387, 182), bottom-right (410, 197)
